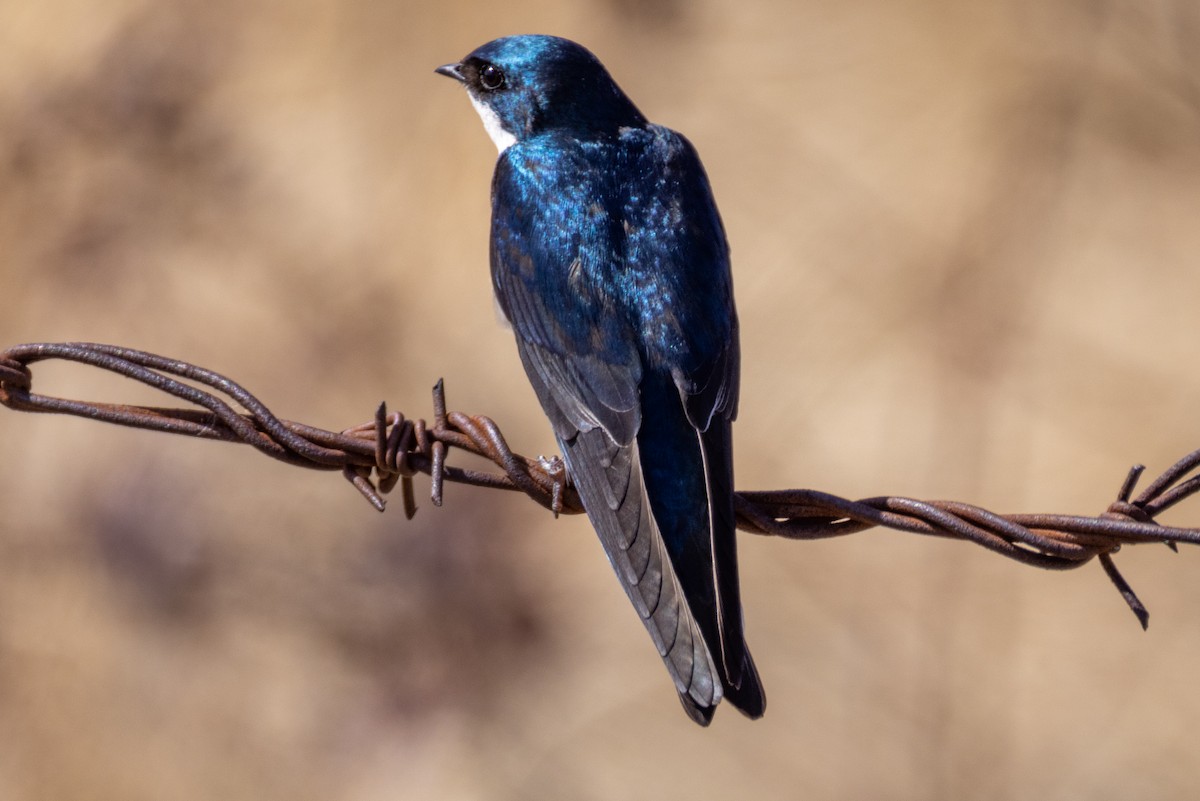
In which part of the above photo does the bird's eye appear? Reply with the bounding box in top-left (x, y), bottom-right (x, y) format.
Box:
top-left (479, 64), bottom-right (505, 91)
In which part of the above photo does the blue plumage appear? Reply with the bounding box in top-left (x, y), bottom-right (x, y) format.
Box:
top-left (437, 35), bottom-right (763, 724)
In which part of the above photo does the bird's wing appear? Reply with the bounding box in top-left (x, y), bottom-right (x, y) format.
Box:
top-left (490, 143), bottom-right (725, 720)
top-left (624, 127), bottom-right (760, 712)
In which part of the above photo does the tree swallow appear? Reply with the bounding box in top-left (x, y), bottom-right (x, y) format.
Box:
top-left (437, 35), bottom-right (764, 725)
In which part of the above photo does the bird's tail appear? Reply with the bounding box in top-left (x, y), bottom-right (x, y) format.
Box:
top-left (721, 647), bottom-right (766, 719)
top-left (676, 644), bottom-right (765, 725)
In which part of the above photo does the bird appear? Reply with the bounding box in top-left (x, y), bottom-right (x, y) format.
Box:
top-left (436, 34), bottom-right (764, 725)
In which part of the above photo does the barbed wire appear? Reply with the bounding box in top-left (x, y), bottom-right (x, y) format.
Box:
top-left (3, 341), bottom-right (1199, 629)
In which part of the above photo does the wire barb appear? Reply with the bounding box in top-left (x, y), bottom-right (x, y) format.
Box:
top-left (4, 341), bottom-right (1200, 628)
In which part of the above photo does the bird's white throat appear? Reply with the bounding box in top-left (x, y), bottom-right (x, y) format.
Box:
top-left (469, 94), bottom-right (517, 154)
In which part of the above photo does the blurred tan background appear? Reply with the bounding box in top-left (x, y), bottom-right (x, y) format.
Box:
top-left (2, 0), bottom-right (1200, 798)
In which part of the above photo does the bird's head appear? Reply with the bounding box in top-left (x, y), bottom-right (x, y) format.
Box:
top-left (436, 35), bottom-right (647, 153)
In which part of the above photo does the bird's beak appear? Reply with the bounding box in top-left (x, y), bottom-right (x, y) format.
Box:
top-left (435, 63), bottom-right (466, 83)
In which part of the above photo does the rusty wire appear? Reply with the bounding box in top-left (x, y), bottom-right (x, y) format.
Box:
top-left (4, 341), bottom-right (1200, 629)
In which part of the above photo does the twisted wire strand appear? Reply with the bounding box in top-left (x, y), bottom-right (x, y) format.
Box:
top-left (5, 341), bottom-right (1199, 629)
